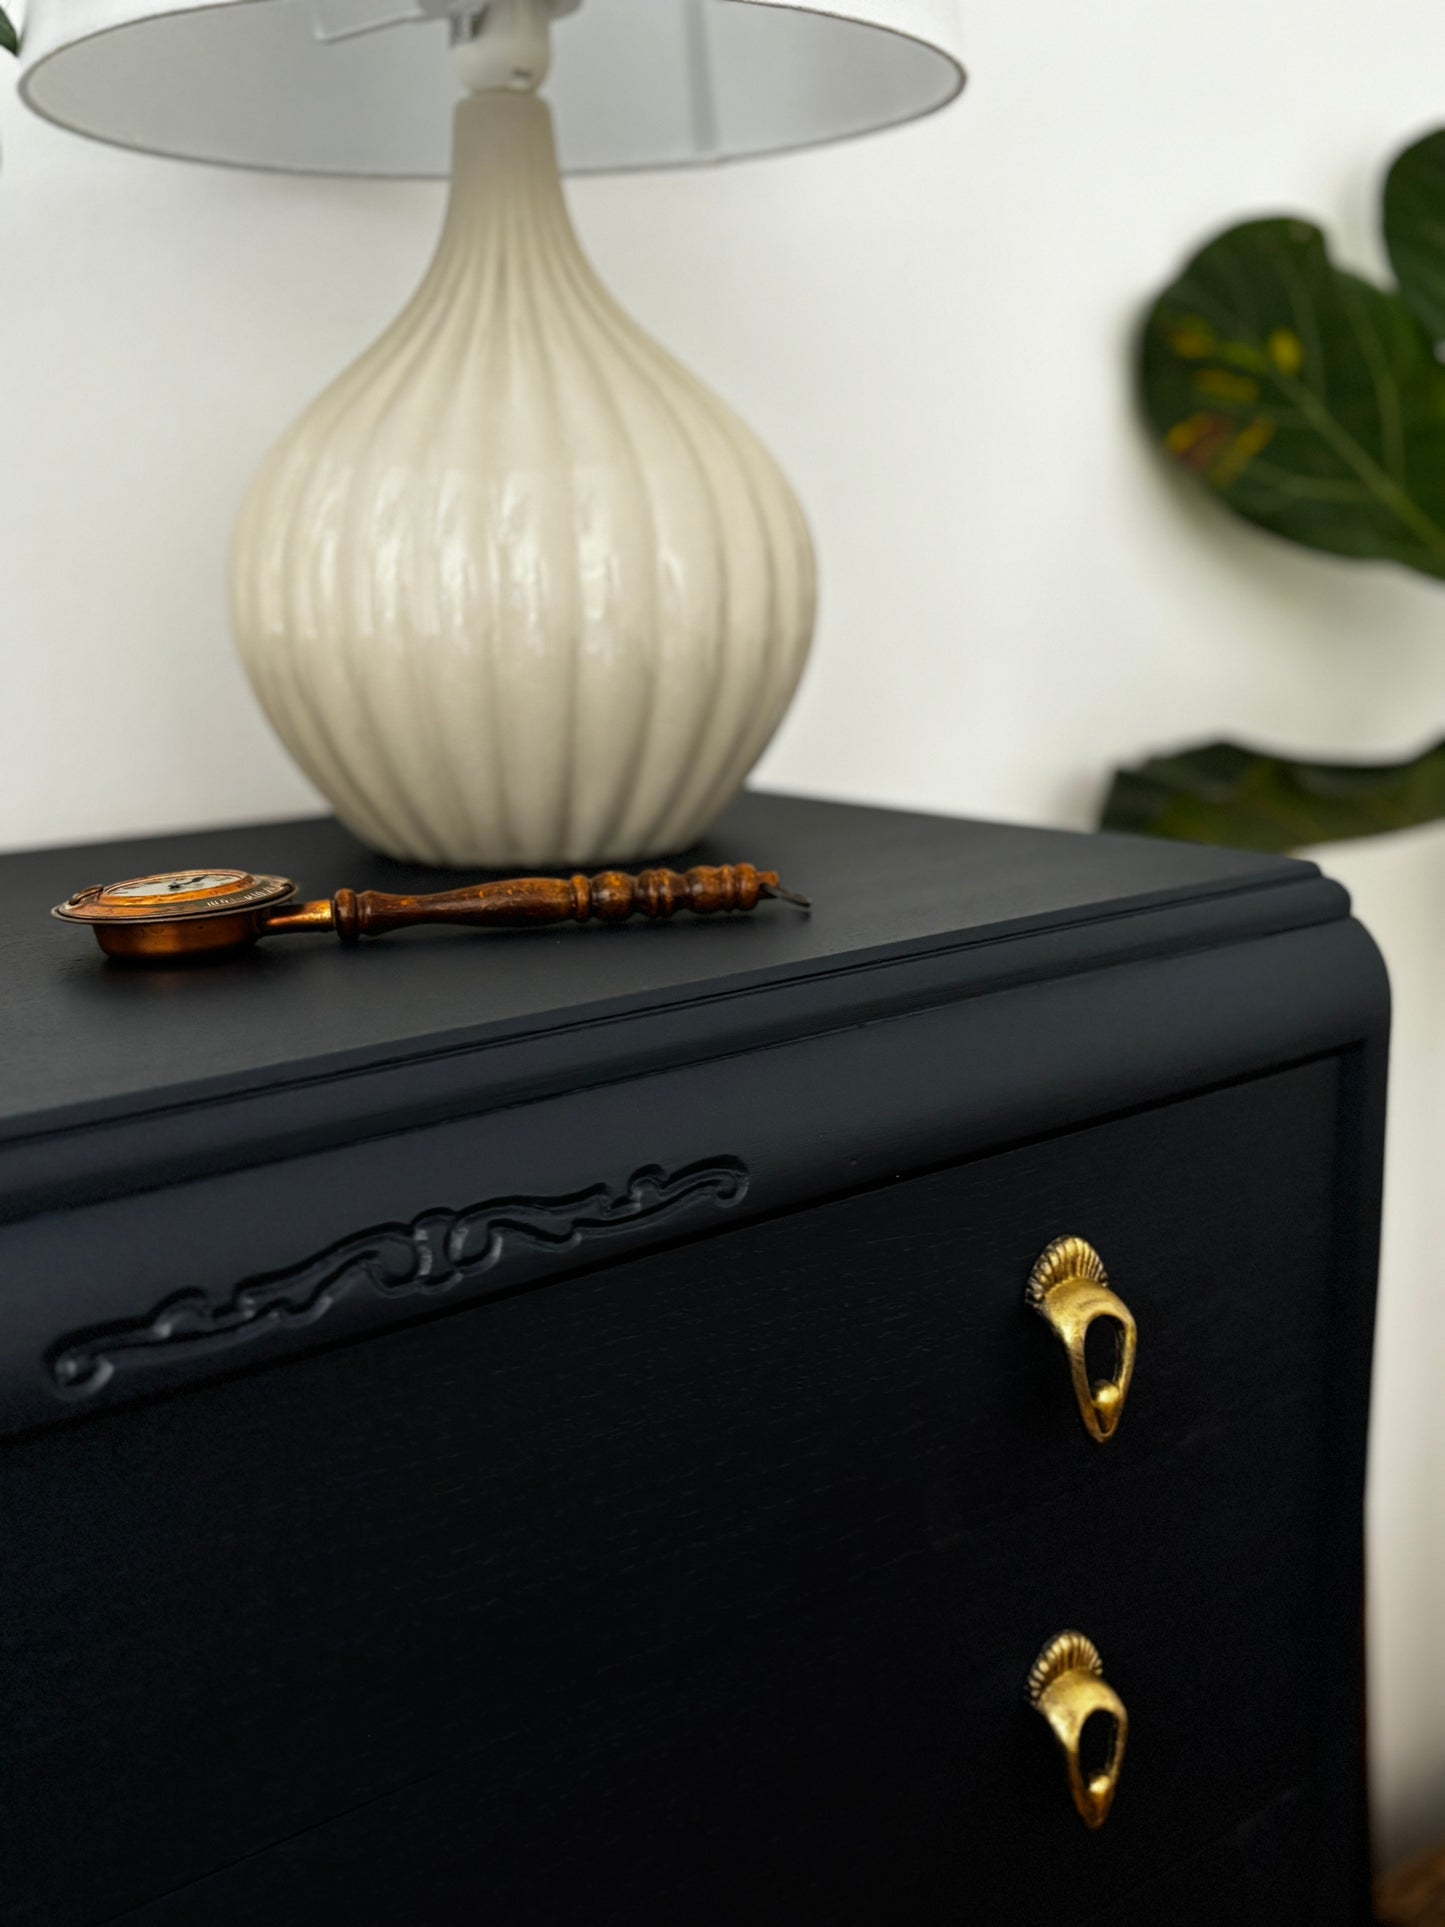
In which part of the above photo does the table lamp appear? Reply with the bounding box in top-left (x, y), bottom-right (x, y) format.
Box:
top-left (18, 0), bottom-right (964, 867)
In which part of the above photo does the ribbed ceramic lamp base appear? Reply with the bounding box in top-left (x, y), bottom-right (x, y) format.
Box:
top-left (230, 92), bottom-right (817, 868)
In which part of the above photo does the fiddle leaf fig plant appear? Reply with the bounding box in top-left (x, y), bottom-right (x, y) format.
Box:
top-left (1138, 216), bottom-right (1445, 576)
top-left (1385, 129), bottom-right (1445, 341)
top-left (0, 9), bottom-right (16, 55)
top-left (1106, 738), bottom-right (1445, 854)
top-left (1106, 128), bottom-right (1445, 853)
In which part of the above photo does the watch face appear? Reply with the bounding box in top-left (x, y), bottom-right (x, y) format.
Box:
top-left (53, 870), bottom-right (297, 925)
top-left (102, 871), bottom-right (252, 903)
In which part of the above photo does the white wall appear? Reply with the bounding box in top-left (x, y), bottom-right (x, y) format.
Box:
top-left (3, 0), bottom-right (1444, 1865)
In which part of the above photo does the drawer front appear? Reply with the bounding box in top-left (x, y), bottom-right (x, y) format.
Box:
top-left (104, 1430), bottom-right (1329, 1927)
top-left (2, 1060), bottom-right (1349, 1924)
top-left (1079, 1781), bottom-right (1318, 1927)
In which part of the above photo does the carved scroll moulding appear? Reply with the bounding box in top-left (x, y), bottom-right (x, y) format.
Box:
top-left (50, 1161), bottom-right (750, 1399)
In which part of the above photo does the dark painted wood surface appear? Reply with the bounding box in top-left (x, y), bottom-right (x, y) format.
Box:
top-left (0, 790), bottom-right (1332, 1146)
top-left (0, 918), bottom-right (1383, 1433)
top-left (1081, 1781), bottom-right (1320, 1925)
top-left (0, 795), bottom-right (1386, 1925)
top-left (4, 1066), bottom-right (1340, 1926)
top-left (0, 796), bottom-right (1354, 1220)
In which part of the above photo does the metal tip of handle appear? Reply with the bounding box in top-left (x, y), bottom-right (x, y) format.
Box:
top-left (765, 881), bottom-right (812, 911)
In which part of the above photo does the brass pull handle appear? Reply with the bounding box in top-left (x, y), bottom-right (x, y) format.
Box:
top-left (1026, 1236), bottom-right (1136, 1443)
top-left (1027, 1632), bottom-right (1129, 1830)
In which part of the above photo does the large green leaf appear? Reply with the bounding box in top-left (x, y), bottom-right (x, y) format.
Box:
top-left (1141, 217), bottom-right (1445, 578)
top-left (1385, 129), bottom-right (1445, 343)
top-left (1102, 738), bottom-right (1445, 852)
top-left (0, 7), bottom-right (15, 54)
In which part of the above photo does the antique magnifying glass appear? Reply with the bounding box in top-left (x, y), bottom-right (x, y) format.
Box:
top-left (53, 863), bottom-right (810, 962)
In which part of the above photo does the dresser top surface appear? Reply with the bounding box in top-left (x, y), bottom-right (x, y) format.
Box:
top-left (0, 790), bottom-right (1329, 1146)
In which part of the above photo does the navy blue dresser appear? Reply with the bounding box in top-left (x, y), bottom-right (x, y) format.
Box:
top-left (0, 792), bottom-right (1387, 1924)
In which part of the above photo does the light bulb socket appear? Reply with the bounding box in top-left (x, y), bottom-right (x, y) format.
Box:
top-left (450, 0), bottom-right (573, 93)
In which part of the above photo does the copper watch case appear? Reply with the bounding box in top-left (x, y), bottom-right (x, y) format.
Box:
top-left (52, 871), bottom-right (298, 959)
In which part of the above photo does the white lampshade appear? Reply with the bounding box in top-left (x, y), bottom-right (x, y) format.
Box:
top-left (18, 0), bottom-right (965, 177)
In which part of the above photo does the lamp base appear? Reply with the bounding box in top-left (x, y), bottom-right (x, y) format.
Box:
top-left (230, 89), bottom-right (816, 869)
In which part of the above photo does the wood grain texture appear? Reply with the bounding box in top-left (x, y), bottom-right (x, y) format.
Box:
top-left (1378, 1849), bottom-right (1445, 1925)
top-left (328, 863), bottom-right (787, 940)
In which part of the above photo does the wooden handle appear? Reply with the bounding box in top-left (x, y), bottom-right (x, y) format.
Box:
top-left (320, 864), bottom-right (804, 942)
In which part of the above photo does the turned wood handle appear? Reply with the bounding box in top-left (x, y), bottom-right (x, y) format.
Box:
top-left (327, 864), bottom-right (798, 941)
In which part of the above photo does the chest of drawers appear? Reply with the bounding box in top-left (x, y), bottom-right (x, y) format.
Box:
top-left (0, 792), bottom-right (1387, 1924)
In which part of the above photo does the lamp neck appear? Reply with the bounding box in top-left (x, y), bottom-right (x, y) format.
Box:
top-left (432, 90), bottom-right (576, 261)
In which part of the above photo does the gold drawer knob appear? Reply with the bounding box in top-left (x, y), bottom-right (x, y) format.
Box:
top-left (1027, 1631), bottom-right (1129, 1830)
top-left (1026, 1236), bottom-right (1137, 1443)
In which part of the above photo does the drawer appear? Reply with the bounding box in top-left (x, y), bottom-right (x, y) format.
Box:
top-left (2, 1059), bottom-right (1346, 1925)
top-left (101, 1420), bottom-right (1329, 1927)
top-left (116, 1800), bottom-right (1328, 1927)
